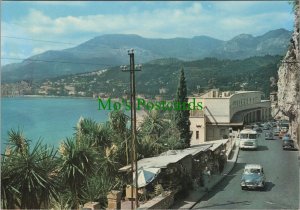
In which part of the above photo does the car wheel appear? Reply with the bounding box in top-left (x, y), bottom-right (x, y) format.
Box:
top-left (260, 182), bottom-right (266, 191)
top-left (241, 186), bottom-right (246, 190)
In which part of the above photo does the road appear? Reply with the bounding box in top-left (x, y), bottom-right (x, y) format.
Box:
top-left (193, 130), bottom-right (299, 209)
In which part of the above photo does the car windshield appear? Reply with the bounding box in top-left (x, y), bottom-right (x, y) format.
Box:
top-left (240, 134), bottom-right (257, 139)
top-left (244, 168), bottom-right (261, 174)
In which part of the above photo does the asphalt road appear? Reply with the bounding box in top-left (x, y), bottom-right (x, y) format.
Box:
top-left (193, 129), bottom-right (299, 209)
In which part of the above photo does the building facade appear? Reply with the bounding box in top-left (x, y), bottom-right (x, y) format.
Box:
top-left (189, 89), bottom-right (271, 145)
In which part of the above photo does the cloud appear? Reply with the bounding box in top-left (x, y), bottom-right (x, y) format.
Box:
top-left (1, 1), bottom-right (294, 65)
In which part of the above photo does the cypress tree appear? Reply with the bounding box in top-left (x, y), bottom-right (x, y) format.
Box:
top-left (175, 68), bottom-right (191, 148)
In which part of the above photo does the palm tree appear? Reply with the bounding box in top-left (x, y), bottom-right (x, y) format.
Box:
top-left (59, 137), bottom-right (98, 209)
top-left (81, 174), bottom-right (114, 207)
top-left (6, 128), bottom-right (28, 155)
top-left (2, 139), bottom-right (58, 209)
top-left (1, 155), bottom-right (20, 209)
top-left (75, 118), bottom-right (112, 151)
top-left (139, 110), bottom-right (167, 139)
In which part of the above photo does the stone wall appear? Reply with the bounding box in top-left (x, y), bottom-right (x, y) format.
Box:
top-left (277, 0), bottom-right (300, 145)
top-left (137, 191), bottom-right (175, 210)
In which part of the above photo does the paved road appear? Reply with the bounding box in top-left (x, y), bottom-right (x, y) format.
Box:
top-left (193, 130), bottom-right (299, 209)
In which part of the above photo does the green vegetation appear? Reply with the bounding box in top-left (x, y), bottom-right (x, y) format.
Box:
top-left (175, 69), bottom-right (191, 148)
top-left (1, 108), bottom-right (183, 209)
top-left (21, 55), bottom-right (282, 99)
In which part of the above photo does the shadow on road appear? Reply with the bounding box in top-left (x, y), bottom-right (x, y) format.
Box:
top-left (200, 162), bottom-right (246, 202)
top-left (257, 145), bottom-right (269, 151)
top-left (197, 200), bottom-right (251, 209)
top-left (264, 181), bottom-right (275, 192)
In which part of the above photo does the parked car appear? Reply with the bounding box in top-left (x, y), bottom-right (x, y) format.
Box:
top-left (254, 127), bottom-right (262, 133)
top-left (282, 138), bottom-right (297, 150)
top-left (241, 164), bottom-right (266, 190)
top-left (265, 132), bottom-right (274, 140)
top-left (279, 130), bottom-right (286, 139)
top-left (263, 125), bottom-right (270, 130)
top-left (274, 128), bottom-right (280, 137)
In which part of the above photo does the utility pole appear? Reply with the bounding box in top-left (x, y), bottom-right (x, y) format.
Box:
top-left (121, 49), bottom-right (141, 209)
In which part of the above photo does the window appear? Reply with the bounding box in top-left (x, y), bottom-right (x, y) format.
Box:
top-left (196, 131), bottom-right (199, 139)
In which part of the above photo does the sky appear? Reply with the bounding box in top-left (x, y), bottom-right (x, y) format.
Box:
top-left (1, 1), bottom-right (294, 66)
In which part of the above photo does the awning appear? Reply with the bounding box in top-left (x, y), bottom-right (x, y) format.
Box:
top-left (133, 167), bottom-right (161, 188)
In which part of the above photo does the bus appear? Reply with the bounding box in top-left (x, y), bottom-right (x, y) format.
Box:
top-left (239, 129), bottom-right (258, 150)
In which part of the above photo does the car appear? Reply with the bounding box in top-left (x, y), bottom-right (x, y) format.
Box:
top-left (282, 138), bottom-right (297, 150)
top-left (253, 127), bottom-right (262, 133)
top-left (241, 164), bottom-right (266, 190)
top-left (263, 126), bottom-right (270, 130)
top-left (273, 128), bottom-right (280, 136)
top-left (265, 132), bottom-right (274, 140)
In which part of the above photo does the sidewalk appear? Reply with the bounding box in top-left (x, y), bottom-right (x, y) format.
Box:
top-left (171, 139), bottom-right (240, 209)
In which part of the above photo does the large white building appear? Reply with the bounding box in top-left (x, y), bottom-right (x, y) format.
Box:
top-left (189, 89), bottom-right (271, 145)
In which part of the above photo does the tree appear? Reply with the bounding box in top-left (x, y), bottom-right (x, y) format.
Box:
top-left (59, 138), bottom-right (98, 209)
top-left (139, 110), bottom-right (166, 139)
top-left (6, 128), bottom-right (28, 155)
top-left (75, 117), bottom-right (112, 150)
top-left (175, 68), bottom-right (192, 148)
top-left (1, 138), bottom-right (58, 209)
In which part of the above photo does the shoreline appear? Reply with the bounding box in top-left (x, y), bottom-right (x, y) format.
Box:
top-left (1, 95), bottom-right (96, 100)
top-left (2, 94), bottom-right (148, 118)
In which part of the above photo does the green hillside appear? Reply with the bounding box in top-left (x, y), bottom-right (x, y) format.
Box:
top-left (33, 55), bottom-right (282, 99)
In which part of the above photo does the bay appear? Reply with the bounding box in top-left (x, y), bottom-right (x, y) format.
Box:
top-left (1, 97), bottom-right (110, 151)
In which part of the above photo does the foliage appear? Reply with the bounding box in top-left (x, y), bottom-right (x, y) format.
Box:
top-left (59, 138), bottom-right (99, 208)
top-left (75, 117), bottom-right (112, 149)
top-left (1, 138), bottom-right (58, 209)
top-left (7, 128), bottom-right (29, 155)
top-left (81, 174), bottom-right (114, 207)
top-left (175, 68), bottom-right (192, 148)
top-left (26, 55), bottom-right (283, 99)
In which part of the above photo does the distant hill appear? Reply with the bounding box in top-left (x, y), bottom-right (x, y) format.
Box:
top-left (1, 28), bottom-right (291, 82)
top-left (34, 55), bottom-right (282, 99)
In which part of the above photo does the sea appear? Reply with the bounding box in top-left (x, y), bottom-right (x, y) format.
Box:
top-left (1, 97), bottom-right (110, 152)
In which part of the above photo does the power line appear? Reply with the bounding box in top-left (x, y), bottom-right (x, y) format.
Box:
top-left (1, 57), bottom-right (113, 67)
top-left (1, 36), bottom-right (75, 45)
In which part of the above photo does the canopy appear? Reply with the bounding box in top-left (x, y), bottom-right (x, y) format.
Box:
top-left (133, 167), bottom-right (161, 188)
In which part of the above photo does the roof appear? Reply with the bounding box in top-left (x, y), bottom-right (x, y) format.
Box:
top-left (160, 144), bottom-right (212, 156)
top-left (119, 144), bottom-right (212, 172)
top-left (240, 129), bottom-right (257, 134)
top-left (119, 153), bottom-right (190, 172)
top-left (245, 164), bottom-right (262, 169)
top-left (196, 139), bottom-right (228, 151)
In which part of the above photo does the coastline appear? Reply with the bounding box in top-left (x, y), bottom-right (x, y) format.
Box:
top-left (1, 95), bottom-right (95, 100)
top-left (2, 94), bottom-right (148, 121)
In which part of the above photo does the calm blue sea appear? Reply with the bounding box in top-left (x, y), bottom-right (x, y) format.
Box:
top-left (1, 97), bottom-right (110, 152)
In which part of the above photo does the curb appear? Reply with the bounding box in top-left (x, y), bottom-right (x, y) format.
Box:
top-left (189, 146), bottom-right (240, 209)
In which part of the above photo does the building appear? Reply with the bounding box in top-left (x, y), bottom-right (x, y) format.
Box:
top-left (189, 89), bottom-right (271, 145)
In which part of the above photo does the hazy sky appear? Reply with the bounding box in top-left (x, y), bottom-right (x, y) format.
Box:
top-left (1, 1), bottom-right (294, 65)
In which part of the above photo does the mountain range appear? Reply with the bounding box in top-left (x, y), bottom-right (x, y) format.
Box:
top-left (1, 28), bottom-right (292, 82)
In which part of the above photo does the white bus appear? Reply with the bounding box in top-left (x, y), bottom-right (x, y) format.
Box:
top-left (239, 129), bottom-right (258, 150)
